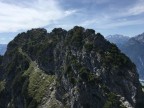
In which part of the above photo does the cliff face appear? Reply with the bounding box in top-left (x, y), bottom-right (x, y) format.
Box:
top-left (0, 26), bottom-right (143, 108)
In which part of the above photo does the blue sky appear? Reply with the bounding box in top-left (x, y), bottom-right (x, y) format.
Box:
top-left (0, 0), bottom-right (144, 44)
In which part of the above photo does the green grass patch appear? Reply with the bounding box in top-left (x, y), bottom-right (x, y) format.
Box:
top-left (104, 92), bottom-right (126, 108)
top-left (28, 71), bottom-right (55, 103)
top-left (23, 60), bottom-right (55, 103)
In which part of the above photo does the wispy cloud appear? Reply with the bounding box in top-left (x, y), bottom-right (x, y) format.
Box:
top-left (82, 0), bottom-right (110, 4)
top-left (128, 0), bottom-right (144, 15)
top-left (79, 0), bottom-right (144, 30)
top-left (0, 0), bottom-right (76, 32)
top-left (97, 19), bottom-right (144, 29)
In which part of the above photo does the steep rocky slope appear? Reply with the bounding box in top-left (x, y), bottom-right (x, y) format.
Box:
top-left (0, 26), bottom-right (143, 108)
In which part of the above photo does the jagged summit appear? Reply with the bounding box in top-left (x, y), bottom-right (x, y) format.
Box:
top-left (130, 32), bottom-right (144, 43)
top-left (0, 26), bottom-right (143, 108)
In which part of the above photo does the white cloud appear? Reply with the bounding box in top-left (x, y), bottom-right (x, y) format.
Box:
top-left (115, 0), bottom-right (144, 17)
top-left (82, 0), bottom-right (109, 4)
top-left (64, 10), bottom-right (77, 16)
top-left (79, 0), bottom-right (144, 30)
top-left (0, 0), bottom-right (76, 32)
top-left (96, 19), bottom-right (144, 29)
top-left (128, 0), bottom-right (144, 15)
top-left (80, 15), bottom-right (144, 30)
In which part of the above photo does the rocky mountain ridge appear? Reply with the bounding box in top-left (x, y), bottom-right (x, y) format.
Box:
top-left (0, 26), bottom-right (143, 108)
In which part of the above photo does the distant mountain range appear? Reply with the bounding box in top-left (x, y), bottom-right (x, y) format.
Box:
top-left (106, 34), bottom-right (130, 48)
top-left (0, 44), bottom-right (7, 55)
top-left (106, 33), bottom-right (144, 80)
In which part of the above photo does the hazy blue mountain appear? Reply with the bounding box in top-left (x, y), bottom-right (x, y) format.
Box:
top-left (107, 33), bottom-right (144, 80)
top-left (133, 33), bottom-right (144, 43)
top-left (106, 34), bottom-right (130, 48)
top-left (0, 44), bottom-right (7, 55)
top-left (121, 33), bottom-right (144, 80)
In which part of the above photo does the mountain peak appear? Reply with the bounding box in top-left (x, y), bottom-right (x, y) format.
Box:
top-left (106, 34), bottom-right (130, 48)
top-left (106, 34), bottom-right (129, 39)
top-left (133, 32), bottom-right (144, 43)
top-left (0, 27), bottom-right (143, 108)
